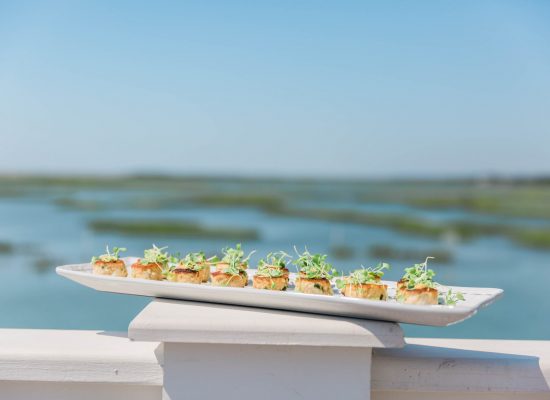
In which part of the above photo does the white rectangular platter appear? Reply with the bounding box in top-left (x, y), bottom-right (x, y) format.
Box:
top-left (57, 257), bottom-right (503, 326)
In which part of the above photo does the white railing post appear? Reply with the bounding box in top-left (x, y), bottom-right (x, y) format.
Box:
top-left (129, 299), bottom-right (404, 400)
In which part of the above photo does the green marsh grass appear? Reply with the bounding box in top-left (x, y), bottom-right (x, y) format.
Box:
top-left (359, 184), bottom-right (550, 219)
top-left (54, 197), bottom-right (106, 211)
top-left (268, 206), bottom-right (550, 249)
top-left (330, 244), bottom-right (355, 260)
top-left (89, 219), bottom-right (259, 240)
top-left (509, 229), bottom-right (550, 249)
top-left (0, 242), bottom-right (13, 254)
top-left (369, 244), bottom-right (453, 263)
top-left (5, 174), bottom-right (550, 250)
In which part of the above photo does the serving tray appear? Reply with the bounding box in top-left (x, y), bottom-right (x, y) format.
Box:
top-left (56, 257), bottom-right (503, 326)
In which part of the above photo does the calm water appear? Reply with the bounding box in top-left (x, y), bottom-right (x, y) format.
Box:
top-left (0, 189), bottom-right (549, 339)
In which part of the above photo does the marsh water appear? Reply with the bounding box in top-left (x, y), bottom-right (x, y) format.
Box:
top-left (1, 178), bottom-right (549, 339)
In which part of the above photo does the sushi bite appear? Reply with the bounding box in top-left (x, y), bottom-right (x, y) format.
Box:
top-left (293, 248), bottom-right (337, 295)
top-left (396, 257), bottom-right (438, 305)
top-left (211, 244), bottom-right (254, 288)
top-left (336, 262), bottom-right (389, 300)
top-left (252, 251), bottom-right (292, 291)
top-left (131, 245), bottom-right (169, 281)
top-left (91, 246), bottom-right (127, 277)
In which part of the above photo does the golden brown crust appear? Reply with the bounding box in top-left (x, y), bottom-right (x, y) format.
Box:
top-left (130, 262), bottom-right (163, 280)
top-left (92, 260), bottom-right (127, 277)
top-left (397, 285), bottom-right (439, 305)
top-left (210, 271), bottom-right (248, 288)
top-left (252, 275), bottom-right (288, 291)
top-left (198, 265), bottom-right (211, 282)
top-left (214, 263), bottom-right (248, 286)
top-left (176, 262), bottom-right (210, 283)
top-left (172, 268), bottom-right (202, 284)
top-left (341, 283), bottom-right (387, 300)
top-left (295, 277), bottom-right (333, 295)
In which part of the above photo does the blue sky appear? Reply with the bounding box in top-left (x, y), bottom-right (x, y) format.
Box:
top-left (1, 1), bottom-right (549, 178)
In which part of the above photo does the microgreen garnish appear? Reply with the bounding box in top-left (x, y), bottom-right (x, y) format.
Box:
top-left (256, 264), bottom-right (284, 278)
top-left (399, 257), bottom-right (466, 305)
top-left (140, 245), bottom-right (170, 267)
top-left (401, 257), bottom-right (437, 289)
top-left (256, 251), bottom-right (291, 278)
top-left (207, 255), bottom-right (219, 263)
top-left (293, 246), bottom-right (337, 279)
top-left (161, 254), bottom-right (180, 278)
top-left (259, 251), bottom-right (291, 268)
top-left (178, 251), bottom-right (207, 271)
top-left (91, 246), bottom-right (126, 264)
top-left (220, 244), bottom-right (255, 276)
top-left (442, 288), bottom-right (465, 306)
top-left (335, 262), bottom-right (390, 289)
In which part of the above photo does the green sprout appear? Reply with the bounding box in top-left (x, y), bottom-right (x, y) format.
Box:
top-left (161, 253), bottom-right (180, 279)
top-left (140, 244), bottom-right (170, 267)
top-left (442, 288), bottom-right (466, 306)
top-left (401, 257), bottom-right (437, 289)
top-left (400, 257), bottom-right (466, 305)
top-left (293, 246), bottom-right (337, 280)
top-left (256, 251), bottom-right (291, 278)
top-left (91, 246), bottom-right (126, 263)
top-left (220, 244), bottom-right (255, 276)
top-left (256, 265), bottom-right (284, 278)
top-left (179, 251), bottom-right (208, 271)
top-left (335, 262), bottom-right (390, 290)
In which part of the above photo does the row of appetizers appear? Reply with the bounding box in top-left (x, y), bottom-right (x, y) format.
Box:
top-left (91, 244), bottom-right (464, 305)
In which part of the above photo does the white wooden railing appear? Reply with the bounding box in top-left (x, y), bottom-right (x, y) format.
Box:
top-left (1, 300), bottom-right (549, 400)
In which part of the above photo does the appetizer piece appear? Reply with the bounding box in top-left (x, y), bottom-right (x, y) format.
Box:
top-left (91, 246), bottom-right (127, 277)
top-left (397, 257), bottom-right (466, 306)
top-left (172, 252), bottom-right (211, 284)
top-left (131, 245), bottom-right (169, 281)
top-left (199, 255), bottom-right (218, 282)
top-left (293, 248), bottom-right (337, 296)
top-left (252, 251), bottom-right (292, 291)
top-left (211, 244), bottom-right (254, 288)
top-left (162, 254), bottom-right (180, 282)
top-left (336, 262), bottom-right (389, 300)
top-left (198, 265), bottom-right (210, 282)
top-left (396, 257), bottom-right (438, 305)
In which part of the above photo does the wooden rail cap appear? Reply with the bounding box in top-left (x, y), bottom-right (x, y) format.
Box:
top-left (0, 329), bottom-right (162, 384)
top-left (129, 298), bottom-right (405, 348)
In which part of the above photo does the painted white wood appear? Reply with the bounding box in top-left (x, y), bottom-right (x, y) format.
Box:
top-left (57, 260), bottom-right (503, 326)
top-left (0, 381), bottom-right (161, 400)
top-left (372, 392), bottom-right (550, 400)
top-left (129, 299), bottom-right (403, 400)
top-left (162, 343), bottom-right (372, 400)
top-left (128, 298), bottom-right (405, 348)
top-left (2, 327), bottom-right (550, 399)
top-left (0, 329), bottom-right (162, 384)
top-left (372, 338), bottom-right (550, 397)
